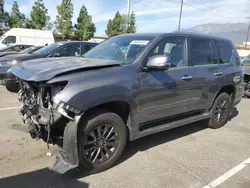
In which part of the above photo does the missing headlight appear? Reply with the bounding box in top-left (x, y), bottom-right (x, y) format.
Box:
top-left (53, 96), bottom-right (82, 120)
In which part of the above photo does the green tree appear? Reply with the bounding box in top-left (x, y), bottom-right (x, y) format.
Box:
top-left (9, 1), bottom-right (25, 28)
top-left (105, 11), bottom-right (123, 37)
top-left (105, 11), bottom-right (136, 38)
top-left (30, 0), bottom-right (50, 29)
top-left (55, 0), bottom-right (73, 39)
top-left (0, 0), bottom-right (10, 28)
top-left (126, 11), bottom-right (136, 33)
top-left (74, 5), bottom-right (96, 41)
top-left (23, 18), bottom-right (35, 29)
top-left (0, 0), bottom-right (3, 16)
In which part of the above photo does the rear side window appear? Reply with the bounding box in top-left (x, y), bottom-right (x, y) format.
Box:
top-left (55, 44), bottom-right (81, 57)
top-left (81, 44), bottom-right (95, 55)
top-left (214, 40), bottom-right (234, 64)
top-left (189, 39), bottom-right (214, 66)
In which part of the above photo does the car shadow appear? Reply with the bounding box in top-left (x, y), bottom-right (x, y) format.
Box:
top-left (65, 107), bottom-right (239, 179)
top-left (0, 168), bottom-right (89, 188)
top-left (119, 107), bottom-right (239, 165)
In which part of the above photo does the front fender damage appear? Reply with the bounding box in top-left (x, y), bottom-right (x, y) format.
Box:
top-left (50, 115), bottom-right (82, 174)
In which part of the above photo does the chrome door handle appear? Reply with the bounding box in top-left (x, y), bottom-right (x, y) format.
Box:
top-left (214, 72), bottom-right (223, 76)
top-left (182, 75), bottom-right (193, 80)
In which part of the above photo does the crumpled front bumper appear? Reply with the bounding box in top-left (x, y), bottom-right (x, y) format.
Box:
top-left (50, 114), bottom-right (82, 174)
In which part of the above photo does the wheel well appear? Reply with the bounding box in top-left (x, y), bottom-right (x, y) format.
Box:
top-left (81, 101), bottom-right (131, 140)
top-left (216, 85), bottom-right (235, 102)
top-left (84, 101), bottom-right (131, 124)
top-left (244, 74), bottom-right (250, 82)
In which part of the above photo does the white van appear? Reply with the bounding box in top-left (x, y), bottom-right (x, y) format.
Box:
top-left (0, 28), bottom-right (55, 49)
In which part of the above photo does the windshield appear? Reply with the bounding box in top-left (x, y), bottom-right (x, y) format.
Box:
top-left (33, 43), bottom-right (62, 55)
top-left (243, 56), bottom-right (250, 64)
top-left (83, 35), bottom-right (154, 64)
top-left (19, 46), bottom-right (35, 53)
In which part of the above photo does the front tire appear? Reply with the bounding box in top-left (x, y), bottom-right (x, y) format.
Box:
top-left (78, 110), bottom-right (127, 174)
top-left (208, 93), bottom-right (231, 129)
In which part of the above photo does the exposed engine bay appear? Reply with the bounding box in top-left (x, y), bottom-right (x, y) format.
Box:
top-left (18, 80), bottom-right (80, 147)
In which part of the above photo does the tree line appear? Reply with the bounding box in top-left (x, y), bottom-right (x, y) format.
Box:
top-left (0, 0), bottom-right (136, 40)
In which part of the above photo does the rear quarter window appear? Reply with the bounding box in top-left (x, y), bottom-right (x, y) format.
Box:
top-left (214, 40), bottom-right (240, 65)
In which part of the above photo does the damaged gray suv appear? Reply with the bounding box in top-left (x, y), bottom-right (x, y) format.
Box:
top-left (11, 32), bottom-right (244, 174)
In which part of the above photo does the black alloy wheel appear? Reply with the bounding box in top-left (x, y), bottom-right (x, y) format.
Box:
top-left (208, 92), bottom-right (231, 129)
top-left (214, 99), bottom-right (228, 124)
top-left (83, 124), bottom-right (119, 165)
top-left (78, 110), bottom-right (127, 173)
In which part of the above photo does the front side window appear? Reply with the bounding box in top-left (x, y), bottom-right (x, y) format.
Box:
top-left (84, 35), bottom-right (154, 64)
top-left (149, 37), bottom-right (186, 67)
top-left (54, 44), bottom-right (81, 57)
top-left (2, 36), bottom-right (16, 44)
top-left (189, 39), bottom-right (213, 66)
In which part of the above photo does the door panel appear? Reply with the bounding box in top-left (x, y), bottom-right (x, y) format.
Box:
top-left (137, 36), bottom-right (202, 125)
top-left (138, 67), bottom-right (200, 124)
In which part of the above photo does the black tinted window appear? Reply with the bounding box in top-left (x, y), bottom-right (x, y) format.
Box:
top-left (189, 39), bottom-right (213, 66)
top-left (214, 40), bottom-right (234, 64)
top-left (82, 44), bottom-right (95, 54)
top-left (54, 44), bottom-right (81, 57)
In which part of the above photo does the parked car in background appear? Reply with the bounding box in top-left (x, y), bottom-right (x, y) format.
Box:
top-left (242, 55), bottom-right (250, 97)
top-left (10, 32), bottom-right (244, 174)
top-left (17, 45), bottom-right (44, 54)
top-left (0, 45), bottom-right (43, 58)
top-left (0, 28), bottom-right (54, 49)
top-left (1, 41), bottom-right (97, 91)
top-left (0, 44), bottom-right (32, 53)
top-left (242, 54), bottom-right (250, 64)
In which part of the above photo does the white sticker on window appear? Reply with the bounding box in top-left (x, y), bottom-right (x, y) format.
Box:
top-left (130, 40), bottom-right (149, 45)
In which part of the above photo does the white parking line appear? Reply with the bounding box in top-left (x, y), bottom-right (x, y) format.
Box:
top-left (203, 157), bottom-right (250, 188)
top-left (0, 107), bottom-right (20, 111)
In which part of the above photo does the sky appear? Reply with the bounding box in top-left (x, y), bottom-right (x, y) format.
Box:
top-left (3, 0), bottom-right (250, 36)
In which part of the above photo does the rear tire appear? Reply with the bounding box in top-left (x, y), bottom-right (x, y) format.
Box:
top-left (78, 110), bottom-right (127, 174)
top-left (208, 93), bottom-right (231, 129)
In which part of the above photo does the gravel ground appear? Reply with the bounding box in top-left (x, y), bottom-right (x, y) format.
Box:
top-left (0, 85), bottom-right (249, 188)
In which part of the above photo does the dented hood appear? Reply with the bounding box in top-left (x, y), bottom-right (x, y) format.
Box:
top-left (10, 57), bottom-right (121, 81)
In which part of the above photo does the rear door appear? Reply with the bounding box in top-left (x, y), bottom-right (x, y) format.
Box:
top-left (189, 38), bottom-right (225, 110)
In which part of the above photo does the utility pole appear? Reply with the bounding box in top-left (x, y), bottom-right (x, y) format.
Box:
top-left (127, 0), bottom-right (131, 29)
top-left (245, 21), bottom-right (250, 49)
top-left (178, 0), bottom-right (184, 31)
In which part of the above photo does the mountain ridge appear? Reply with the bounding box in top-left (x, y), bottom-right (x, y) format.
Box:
top-left (182, 23), bottom-right (249, 44)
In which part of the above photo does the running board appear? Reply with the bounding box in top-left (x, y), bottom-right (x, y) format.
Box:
top-left (136, 113), bottom-right (210, 139)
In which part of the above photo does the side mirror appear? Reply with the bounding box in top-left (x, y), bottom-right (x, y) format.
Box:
top-left (146, 55), bottom-right (171, 71)
top-left (52, 52), bottom-right (61, 57)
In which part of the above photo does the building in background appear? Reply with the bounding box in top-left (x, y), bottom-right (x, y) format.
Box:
top-left (243, 41), bottom-right (250, 46)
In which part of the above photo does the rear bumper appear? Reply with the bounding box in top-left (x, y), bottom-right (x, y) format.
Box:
top-left (233, 82), bottom-right (244, 105)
